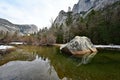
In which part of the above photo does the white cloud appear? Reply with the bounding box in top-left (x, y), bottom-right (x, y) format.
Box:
top-left (0, 0), bottom-right (78, 29)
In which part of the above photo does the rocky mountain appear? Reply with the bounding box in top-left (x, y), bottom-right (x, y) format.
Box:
top-left (0, 18), bottom-right (38, 35)
top-left (0, 18), bottom-right (20, 34)
top-left (54, 0), bottom-right (119, 26)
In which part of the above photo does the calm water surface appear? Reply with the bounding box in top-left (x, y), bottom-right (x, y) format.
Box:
top-left (0, 45), bottom-right (120, 80)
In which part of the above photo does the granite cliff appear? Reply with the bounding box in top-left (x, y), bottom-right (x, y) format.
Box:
top-left (54, 0), bottom-right (119, 26)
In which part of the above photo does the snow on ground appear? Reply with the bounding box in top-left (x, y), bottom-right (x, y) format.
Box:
top-left (59, 44), bottom-right (120, 49)
top-left (0, 45), bottom-right (15, 50)
top-left (9, 42), bottom-right (26, 45)
top-left (94, 45), bottom-right (120, 49)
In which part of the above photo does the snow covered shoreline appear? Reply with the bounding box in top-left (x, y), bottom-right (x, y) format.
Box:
top-left (0, 44), bottom-right (120, 51)
top-left (94, 45), bottom-right (120, 49)
top-left (0, 45), bottom-right (15, 50)
top-left (0, 45), bottom-right (15, 54)
top-left (55, 44), bottom-right (120, 48)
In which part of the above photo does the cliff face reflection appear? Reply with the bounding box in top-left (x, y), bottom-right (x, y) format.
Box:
top-left (0, 46), bottom-right (120, 80)
top-left (0, 55), bottom-right (60, 80)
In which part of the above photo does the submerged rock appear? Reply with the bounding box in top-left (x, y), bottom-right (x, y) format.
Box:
top-left (60, 36), bottom-right (97, 64)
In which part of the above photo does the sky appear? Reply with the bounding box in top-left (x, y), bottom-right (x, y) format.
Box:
top-left (0, 0), bottom-right (78, 29)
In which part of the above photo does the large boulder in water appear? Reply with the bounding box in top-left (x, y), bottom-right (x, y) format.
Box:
top-left (60, 36), bottom-right (97, 64)
top-left (60, 36), bottom-right (97, 55)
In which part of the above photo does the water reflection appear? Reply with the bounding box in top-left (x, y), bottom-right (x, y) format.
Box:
top-left (0, 55), bottom-right (60, 80)
top-left (1, 46), bottom-right (119, 80)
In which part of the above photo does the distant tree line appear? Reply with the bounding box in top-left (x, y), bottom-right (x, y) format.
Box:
top-left (0, 28), bottom-right (56, 46)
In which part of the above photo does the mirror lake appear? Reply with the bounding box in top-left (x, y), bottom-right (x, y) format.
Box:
top-left (0, 45), bottom-right (120, 80)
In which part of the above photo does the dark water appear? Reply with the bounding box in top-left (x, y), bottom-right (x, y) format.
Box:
top-left (0, 45), bottom-right (120, 80)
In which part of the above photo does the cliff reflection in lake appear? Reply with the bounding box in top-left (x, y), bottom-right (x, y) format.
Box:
top-left (0, 46), bottom-right (120, 80)
top-left (0, 55), bottom-right (60, 80)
